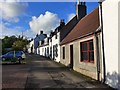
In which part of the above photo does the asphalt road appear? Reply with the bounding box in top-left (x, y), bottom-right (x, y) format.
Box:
top-left (2, 54), bottom-right (114, 89)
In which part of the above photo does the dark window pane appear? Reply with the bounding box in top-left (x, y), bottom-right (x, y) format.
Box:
top-left (89, 41), bottom-right (94, 50)
top-left (80, 40), bottom-right (94, 63)
top-left (50, 47), bottom-right (52, 57)
top-left (89, 52), bottom-right (94, 61)
top-left (63, 47), bottom-right (65, 59)
top-left (81, 42), bottom-right (87, 51)
top-left (81, 42), bottom-right (88, 51)
top-left (81, 52), bottom-right (88, 61)
top-left (56, 44), bottom-right (58, 57)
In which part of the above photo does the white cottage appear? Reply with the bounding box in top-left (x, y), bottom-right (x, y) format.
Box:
top-left (27, 40), bottom-right (34, 53)
top-left (39, 37), bottom-right (49, 57)
top-left (49, 20), bottom-right (65, 62)
top-left (27, 31), bottom-right (47, 54)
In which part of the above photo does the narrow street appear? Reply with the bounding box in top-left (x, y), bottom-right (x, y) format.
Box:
top-left (2, 54), bottom-right (113, 89)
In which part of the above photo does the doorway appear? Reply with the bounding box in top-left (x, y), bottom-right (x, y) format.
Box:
top-left (70, 45), bottom-right (73, 69)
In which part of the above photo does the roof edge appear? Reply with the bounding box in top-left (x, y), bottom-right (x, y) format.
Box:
top-left (60, 26), bottom-right (101, 45)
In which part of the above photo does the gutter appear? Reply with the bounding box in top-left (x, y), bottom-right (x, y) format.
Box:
top-left (60, 28), bottom-right (101, 46)
top-left (99, 1), bottom-right (106, 83)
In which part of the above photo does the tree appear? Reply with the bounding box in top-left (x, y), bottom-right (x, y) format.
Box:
top-left (2, 36), bottom-right (18, 54)
top-left (2, 35), bottom-right (29, 53)
top-left (12, 40), bottom-right (25, 51)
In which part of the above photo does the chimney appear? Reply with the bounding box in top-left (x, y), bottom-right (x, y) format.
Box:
top-left (76, 1), bottom-right (87, 20)
top-left (36, 34), bottom-right (38, 37)
top-left (40, 31), bottom-right (43, 34)
top-left (60, 19), bottom-right (65, 27)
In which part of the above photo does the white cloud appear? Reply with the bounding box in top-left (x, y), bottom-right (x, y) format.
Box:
top-left (0, 23), bottom-right (35, 39)
top-left (0, 2), bottom-right (28, 22)
top-left (23, 29), bottom-right (36, 39)
top-left (0, 23), bottom-right (21, 38)
top-left (29, 11), bottom-right (60, 34)
top-left (67, 13), bottom-right (75, 22)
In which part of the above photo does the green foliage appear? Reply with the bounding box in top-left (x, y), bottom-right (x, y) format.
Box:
top-left (12, 40), bottom-right (25, 51)
top-left (2, 35), bottom-right (29, 54)
top-left (2, 36), bottom-right (17, 48)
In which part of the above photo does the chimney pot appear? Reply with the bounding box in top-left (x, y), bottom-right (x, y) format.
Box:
top-left (60, 19), bottom-right (65, 26)
top-left (40, 31), bottom-right (43, 34)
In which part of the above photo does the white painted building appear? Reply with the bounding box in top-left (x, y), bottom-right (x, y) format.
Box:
top-left (27, 40), bottom-right (34, 53)
top-left (50, 32), bottom-right (60, 62)
top-left (27, 31), bottom-right (47, 54)
top-left (101, 0), bottom-right (120, 89)
top-left (38, 37), bottom-right (49, 57)
top-left (49, 20), bottom-right (66, 62)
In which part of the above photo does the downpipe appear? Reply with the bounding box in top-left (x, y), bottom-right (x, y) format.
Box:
top-left (99, 1), bottom-right (106, 83)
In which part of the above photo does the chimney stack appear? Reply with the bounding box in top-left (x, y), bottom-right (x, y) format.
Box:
top-left (60, 19), bottom-right (65, 27)
top-left (76, 1), bottom-right (87, 20)
top-left (40, 31), bottom-right (43, 34)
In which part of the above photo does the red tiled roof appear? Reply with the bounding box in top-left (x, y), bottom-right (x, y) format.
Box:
top-left (60, 7), bottom-right (100, 45)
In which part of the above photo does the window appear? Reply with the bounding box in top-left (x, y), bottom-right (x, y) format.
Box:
top-left (41, 40), bottom-right (44, 45)
top-left (47, 47), bottom-right (49, 55)
top-left (56, 44), bottom-right (58, 57)
top-left (80, 40), bottom-right (94, 63)
top-left (63, 47), bottom-right (65, 59)
top-left (50, 47), bottom-right (52, 57)
top-left (53, 45), bottom-right (56, 57)
top-left (55, 34), bottom-right (57, 39)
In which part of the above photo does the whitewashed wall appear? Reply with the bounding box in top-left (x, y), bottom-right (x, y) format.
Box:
top-left (102, 0), bottom-right (119, 89)
top-left (37, 47), bottom-right (40, 54)
top-left (49, 38), bottom-right (52, 59)
top-left (27, 40), bottom-right (34, 53)
top-left (51, 32), bottom-right (60, 62)
top-left (39, 45), bottom-right (49, 57)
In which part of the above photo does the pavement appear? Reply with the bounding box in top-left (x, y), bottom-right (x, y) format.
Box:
top-left (2, 54), bottom-right (114, 89)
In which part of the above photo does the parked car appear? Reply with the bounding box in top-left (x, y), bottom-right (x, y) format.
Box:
top-left (1, 51), bottom-right (26, 64)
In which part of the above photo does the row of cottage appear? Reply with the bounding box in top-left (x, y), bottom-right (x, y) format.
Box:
top-left (27, 0), bottom-right (119, 89)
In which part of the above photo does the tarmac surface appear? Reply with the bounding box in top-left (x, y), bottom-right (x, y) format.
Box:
top-left (2, 54), bottom-right (114, 89)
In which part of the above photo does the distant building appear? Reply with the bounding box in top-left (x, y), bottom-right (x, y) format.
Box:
top-left (27, 40), bottom-right (34, 53)
top-left (27, 31), bottom-right (47, 54)
top-left (38, 37), bottom-right (49, 57)
top-left (49, 20), bottom-right (65, 62)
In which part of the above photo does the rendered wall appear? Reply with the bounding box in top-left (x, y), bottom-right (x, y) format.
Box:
top-left (60, 35), bottom-right (102, 80)
top-left (118, 2), bottom-right (120, 89)
top-left (73, 36), bottom-right (97, 80)
top-left (60, 44), bottom-right (70, 66)
top-left (51, 32), bottom-right (60, 62)
top-left (102, 0), bottom-right (119, 89)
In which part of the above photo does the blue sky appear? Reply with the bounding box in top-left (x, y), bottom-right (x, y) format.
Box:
top-left (1, 2), bottom-right (98, 39)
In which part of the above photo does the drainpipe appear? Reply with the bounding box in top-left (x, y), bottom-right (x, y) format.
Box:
top-left (99, 1), bottom-right (106, 83)
top-left (94, 32), bottom-right (100, 81)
